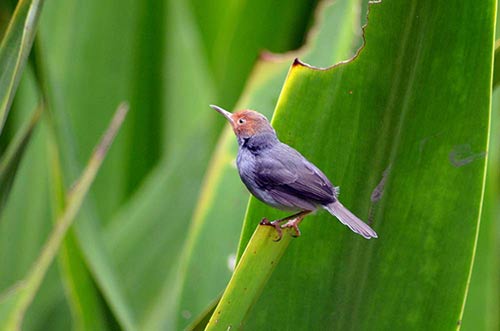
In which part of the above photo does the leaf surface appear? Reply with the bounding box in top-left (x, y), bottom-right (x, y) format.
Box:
top-left (215, 1), bottom-right (494, 329)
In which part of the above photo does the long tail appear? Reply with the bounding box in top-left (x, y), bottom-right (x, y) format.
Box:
top-left (324, 201), bottom-right (378, 239)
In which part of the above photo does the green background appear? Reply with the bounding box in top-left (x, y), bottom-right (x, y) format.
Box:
top-left (0, 0), bottom-right (498, 330)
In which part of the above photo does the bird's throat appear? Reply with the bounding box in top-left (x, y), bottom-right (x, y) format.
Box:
top-left (239, 132), bottom-right (279, 152)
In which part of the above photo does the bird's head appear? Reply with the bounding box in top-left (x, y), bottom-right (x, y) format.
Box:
top-left (211, 105), bottom-right (275, 140)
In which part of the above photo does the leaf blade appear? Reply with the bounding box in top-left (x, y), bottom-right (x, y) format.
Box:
top-left (0, 0), bottom-right (44, 134)
top-left (205, 226), bottom-right (294, 330)
top-left (0, 103), bottom-right (41, 215)
top-left (0, 103), bottom-right (128, 330)
top-left (226, 1), bottom-right (494, 329)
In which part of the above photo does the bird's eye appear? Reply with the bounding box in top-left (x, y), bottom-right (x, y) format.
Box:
top-left (238, 118), bottom-right (245, 124)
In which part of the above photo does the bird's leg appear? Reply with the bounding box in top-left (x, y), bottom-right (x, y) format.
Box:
top-left (260, 210), bottom-right (312, 241)
top-left (281, 210), bottom-right (312, 238)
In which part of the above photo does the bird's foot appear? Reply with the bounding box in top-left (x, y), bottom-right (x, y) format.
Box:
top-left (281, 219), bottom-right (301, 238)
top-left (259, 218), bottom-right (283, 241)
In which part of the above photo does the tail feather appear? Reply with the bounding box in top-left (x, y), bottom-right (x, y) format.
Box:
top-left (324, 201), bottom-right (378, 239)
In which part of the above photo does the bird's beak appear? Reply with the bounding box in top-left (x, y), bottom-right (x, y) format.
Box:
top-left (210, 105), bottom-right (234, 125)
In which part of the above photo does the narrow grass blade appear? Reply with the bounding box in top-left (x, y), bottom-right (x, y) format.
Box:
top-left (0, 0), bottom-right (44, 134)
top-left (0, 70), bottom-right (70, 331)
top-left (0, 103), bottom-right (128, 331)
top-left (44, 110), bottom-right (115, 330)
top-left (30, 35), bottom-right (137, 331)
top-left (0, 102), bottom-right (41, 215)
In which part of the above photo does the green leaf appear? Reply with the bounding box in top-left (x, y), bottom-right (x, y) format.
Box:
top-left (31, 13), bottom-right (138, 329)
top-left (43, 114), bottom-right (113, 331)
top-left (0, 103), bottom-right (41, 214)
top-left (93, 1), bottom-right (323, 330)
top-left (493, 40), bottom-right (500, 87)
top-left (27, 30), bottom-right (121, 330)
top-left (38, 0), bottom-right (141, 221)
top-left (0, 2), bottom-right (13, 40)
top-left (0, 103), bottom-right (128, 331)
top-left (34, 0), bottom-right (148, 327)
top-left (29, 4), bottom-right (322, 329)
top-left (122, 0), bottom-right (164, 193)
top-left (0, 0), bottom-right (44, 135)
top-left (211, 0), bottom-right (494, 329)
top-left (176, 0), bottom-right (364, 328)
top-left (461, 89), bottom-right (500, 330)
top-left (187, 0), bottom-right (319, 108)
top-left (185, 295), bottom-right (220, 331)
top-left (0, 71), bottom-right (71, 331)
top-left (32, 3), bottom-right (260, 325)
top-left (204, 226), bottom-right (295, 330)
top-left (100, 2), bottom-right (216, 329)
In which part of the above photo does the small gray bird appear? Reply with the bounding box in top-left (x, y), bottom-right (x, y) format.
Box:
top-left (211, 105), bottom-right (377, 240)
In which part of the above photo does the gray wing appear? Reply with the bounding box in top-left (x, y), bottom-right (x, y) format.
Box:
top-left (254, 143), bottom-right (336, 205)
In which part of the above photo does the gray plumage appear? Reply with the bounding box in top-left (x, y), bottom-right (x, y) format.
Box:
top-left (211, 105), bottom-right (377, 239)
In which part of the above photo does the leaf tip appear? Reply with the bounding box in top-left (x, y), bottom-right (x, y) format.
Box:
top-left (292, 58), bottom-right (304, 67)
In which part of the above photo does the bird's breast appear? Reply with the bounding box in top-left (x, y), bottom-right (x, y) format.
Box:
top-left (236, 149), bottom-right (256, 187)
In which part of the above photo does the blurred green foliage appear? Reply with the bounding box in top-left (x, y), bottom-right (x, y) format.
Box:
top-left (0, 0), bottom-right (498, 330)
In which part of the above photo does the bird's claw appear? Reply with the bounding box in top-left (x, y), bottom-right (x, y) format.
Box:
top-left (281, 220), bottom-right (301, 238)
top-left (259, 218), bottom-right (283, 241)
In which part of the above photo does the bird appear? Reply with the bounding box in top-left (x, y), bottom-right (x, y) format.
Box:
top-left (211, 105), bottom-right (378, 241)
